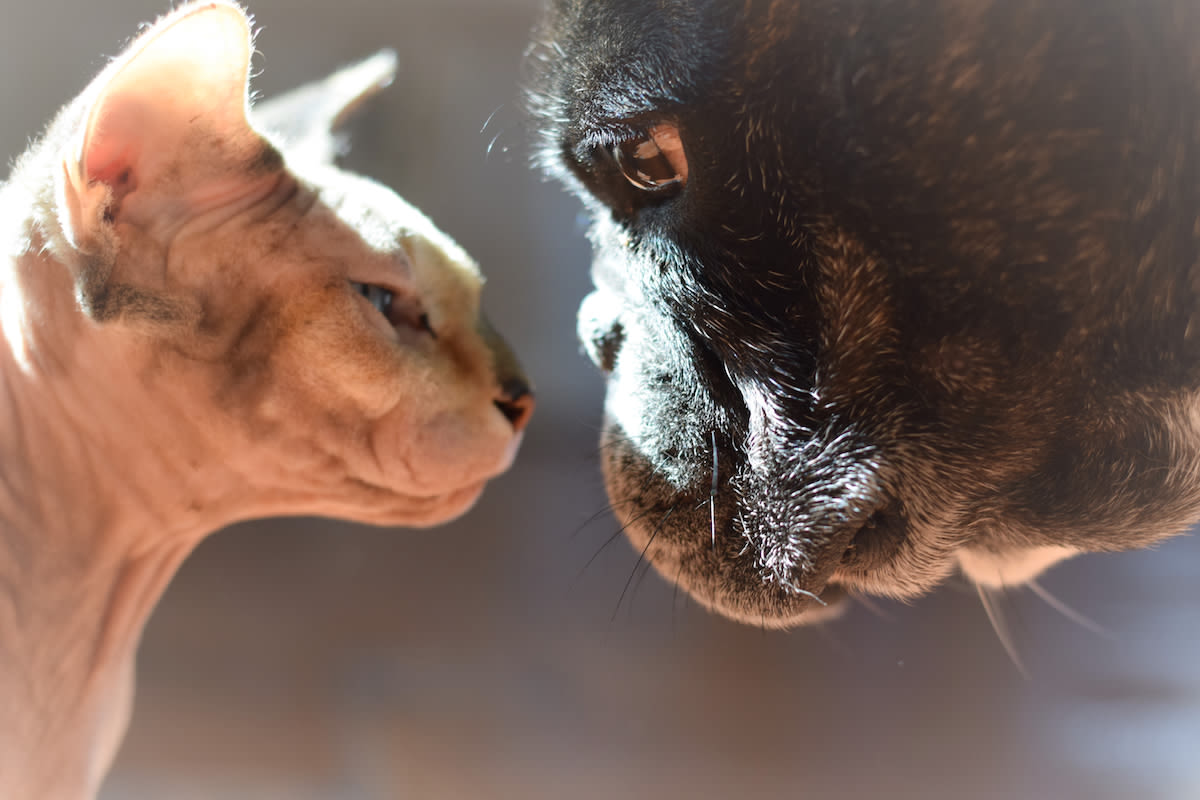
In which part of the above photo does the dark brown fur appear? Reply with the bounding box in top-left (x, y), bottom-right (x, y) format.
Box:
top-left (529, 0), bottom-right (1200, 625)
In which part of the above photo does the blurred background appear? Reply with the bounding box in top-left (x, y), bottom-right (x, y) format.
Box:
top-left (3, 1), bottom-right (1198, 798)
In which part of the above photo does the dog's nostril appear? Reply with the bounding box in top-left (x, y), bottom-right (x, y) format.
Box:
top-left (578, 291), bottom-right (624, 374)
top-left (495, 379), bottom-right (534, 432)
top-left (841, 507), bottom-right (905, 569)
top-left (591, 321), bottom-right (624, 373)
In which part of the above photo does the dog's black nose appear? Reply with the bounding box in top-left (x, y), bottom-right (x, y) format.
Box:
top-left (478, 315), bottom-right (534, 432)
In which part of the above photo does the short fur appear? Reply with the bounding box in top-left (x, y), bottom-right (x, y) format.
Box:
top-left (527, 0), bottom-right (1200, 626)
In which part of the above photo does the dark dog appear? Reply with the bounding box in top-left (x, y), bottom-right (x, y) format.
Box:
top-left (527, 0), bottom-right (1200, 627)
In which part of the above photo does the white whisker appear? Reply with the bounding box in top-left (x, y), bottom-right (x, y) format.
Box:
top-left (1027, 579), bottom-right (1112, 639)
top-left (976, 584), bottom-right (1030, 679)
top-left (710, 431), bottom-right (719, 550)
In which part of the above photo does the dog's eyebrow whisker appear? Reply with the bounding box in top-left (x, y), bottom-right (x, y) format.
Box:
top-left (611, 505), bottom-right (676, 624)
top-left (479, 104), bottom-right (504, 136)
top-left (485, 132), bottom-right (504, 161)
top-left (976, 584), bottom-right (1030, 679)
top-left (1026, 579), bottom-right (1113, 639)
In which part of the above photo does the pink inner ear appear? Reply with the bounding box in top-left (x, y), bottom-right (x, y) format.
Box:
top-left (86, 142), bottom-right (138, 190)
top-left (80, 104), bottom-right (145, 215)
top-left (71, 3), bottom-right (254, 209)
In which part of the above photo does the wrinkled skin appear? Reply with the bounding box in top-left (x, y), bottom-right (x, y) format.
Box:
top-left (0, 4), bottom-right (530, 797)
top-left (528, 0), bottom-right (1200, 626)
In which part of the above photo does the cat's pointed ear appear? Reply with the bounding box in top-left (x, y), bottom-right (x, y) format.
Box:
top-left (59, 1), bottom-right (278, 252)
top-left (252, 50), bottom-right (398, 166)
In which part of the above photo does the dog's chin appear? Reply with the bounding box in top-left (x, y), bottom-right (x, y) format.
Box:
top-left (597, 403), bottom-right (990, 626)
top-left (599, 421), bottom-right (883, 628)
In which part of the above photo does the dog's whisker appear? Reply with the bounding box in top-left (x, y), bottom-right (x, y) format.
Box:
top-left (778, 574), bottom-right (829, 607)
top-left (593, 438), bottom-right (634, 457)
top-left (1026, 579), bottom-right (1113, 639)
top-left (795, 587), bottom-right (828, 607)
top-left (572, 461), bottom-right (663, 546)
top-left (574, 503), bottom-right (662, 584)
top-left (589, 430), bottom-right (642, 459)
top-left (611, 505), bottom-right (676, 623)
top-left (567, 497), bottom-right (639, 541)
top-left (812, 619), bottom-right (857, 659)
top-left (847, 590), bottom-right (894, 622)
top-left (709, 496), bottom-right (717, 551)
top-left (671, 558), bottom-right (686, 636)
top-left (627, 545), bottom-right (662, 621)
top-left (976, 584), bottom-right (1030, 679)
top-left (572, 418), bottom-right (609, 434)
top-left (710, 430), bottom-right (719, 551)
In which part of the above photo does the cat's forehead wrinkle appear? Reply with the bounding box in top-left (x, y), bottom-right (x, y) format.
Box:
top-left (299, 168), bottom-right (418, 248)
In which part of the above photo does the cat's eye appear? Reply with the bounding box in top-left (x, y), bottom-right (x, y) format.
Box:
top-left (352, 281), bottom-right (394, 317)
top-left (351, 281), bottom-right (438, 338)
top-left (611, 124), bottom-right (688, 192)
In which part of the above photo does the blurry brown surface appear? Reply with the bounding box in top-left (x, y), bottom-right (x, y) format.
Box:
top-left (2, 2), bottom-right (1197, 798)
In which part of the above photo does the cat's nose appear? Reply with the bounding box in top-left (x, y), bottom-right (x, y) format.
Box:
top-left (478, 316), bottom-right (534, 432)
top-left (495, 375), bottom-right (534, 432)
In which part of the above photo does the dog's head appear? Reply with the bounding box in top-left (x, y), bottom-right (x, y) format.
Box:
top-left (6, 2), bottom-right (531, 531)
top-left (528, 0), bottom-right (1200, 626)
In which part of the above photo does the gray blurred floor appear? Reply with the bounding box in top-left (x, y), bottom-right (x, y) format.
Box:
top-left (3, 1), bottom-right (1198, 798)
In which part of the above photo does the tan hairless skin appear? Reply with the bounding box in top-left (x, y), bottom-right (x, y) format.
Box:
top-left (0, 3), bottom-right (532, 796)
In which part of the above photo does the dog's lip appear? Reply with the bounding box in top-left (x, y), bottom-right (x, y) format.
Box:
top-left (598, 425), bottom-right (880, 623)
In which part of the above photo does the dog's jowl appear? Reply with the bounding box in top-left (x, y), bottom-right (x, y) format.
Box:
top-left (529, 0), bottom-right (1199, 627)
top-left (0, 3), bottom-right (531, 796)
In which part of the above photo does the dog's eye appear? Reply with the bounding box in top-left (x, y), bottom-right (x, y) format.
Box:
top-left (612, 124), bottom-right (688, 192)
